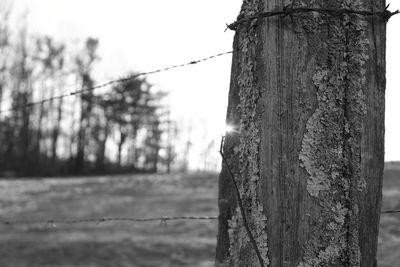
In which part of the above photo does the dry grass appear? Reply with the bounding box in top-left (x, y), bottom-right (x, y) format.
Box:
top-left (0, 173), bottom-right (218, 267)
top-left (378, 164), bottom-right (400, 267)
top-left (0, 167), bottom-right (399, 267)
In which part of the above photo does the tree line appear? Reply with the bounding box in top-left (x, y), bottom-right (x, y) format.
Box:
top-left (0, 8), bottom-right (176, 177)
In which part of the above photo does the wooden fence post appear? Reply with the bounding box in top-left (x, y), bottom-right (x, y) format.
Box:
top-left (216, 0), bottom-right (386, 266)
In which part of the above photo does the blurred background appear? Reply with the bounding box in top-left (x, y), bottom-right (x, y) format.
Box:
top-left (0, 0), bottom-right (241, 177)
top-left (0, 0), bottom-right (399, 266)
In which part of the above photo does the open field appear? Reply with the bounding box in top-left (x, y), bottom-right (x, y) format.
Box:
top-left (0, 173), bottom-right (218, 267)
top-left (378, 163), bottom-right (400, 267)
top-left (0, 166), bottom-right (399, 267)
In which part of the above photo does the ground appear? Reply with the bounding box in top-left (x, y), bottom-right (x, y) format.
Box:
top-left (377, 164), bottom-right (400, 267)
top-left (0, 168), bottom-right (399, 267)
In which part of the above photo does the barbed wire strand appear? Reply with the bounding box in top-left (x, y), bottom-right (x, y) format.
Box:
top-left (219, 136), bottom-right (265, 267)
top-left (0, 51), bottom-right (233, 114)
top-left (227, 3), bottom-right (399, 30)
top-left (381, 209), bottom-right (400, 214)
top-left (0, 215), bottom-right (218, 227)
top-left (0, 209), bottom-right (398, 228)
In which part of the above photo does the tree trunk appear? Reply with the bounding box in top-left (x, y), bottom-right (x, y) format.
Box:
top-left (75, 74), bottom-right (94, 173)
top-left (35, 101), bottom-right (45, 164)
top-left (117, 130), bottom-right (127, 167)
top-left (0, 84), bottom-right (3, 112)
top-left (95, 118), bottom-right (109, 172)
top-left (19, 93), bottom-right (32, 175)
top-left (75, 114), bottom-right (85, 173)
top-left (51, 98), bottom-right (64, 165)
top-left (216, 0), bottom-right (386, 266)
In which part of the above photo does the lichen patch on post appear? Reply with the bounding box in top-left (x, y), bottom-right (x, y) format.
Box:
top-left (298, 0), bottom-right (369, 266)
top-left (226, 0), bottom-right (269, 266)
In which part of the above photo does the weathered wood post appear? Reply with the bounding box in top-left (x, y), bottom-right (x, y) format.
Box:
top-left (216, 0), bottom-right (388, 266)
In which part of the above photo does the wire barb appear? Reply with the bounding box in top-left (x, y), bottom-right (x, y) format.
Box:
top-left (0, 51), bottom-right (233, 114)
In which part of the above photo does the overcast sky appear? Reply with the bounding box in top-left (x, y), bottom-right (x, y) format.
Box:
top-left (10, 0), bottom-right (400, 163)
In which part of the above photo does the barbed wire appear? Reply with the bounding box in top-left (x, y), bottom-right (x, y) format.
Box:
top-left (381, 209), bottom-right (400, 214)
top-left (0, 209), bottom-right (398, 228)
top-left (227, 3), bottom-right (399, 31)
top-left (0, 51), bottom-right (233, 114)
top-left (219, 136), bottom-right (266, 267)
top-left (0, 215), bottom-right (218, 227)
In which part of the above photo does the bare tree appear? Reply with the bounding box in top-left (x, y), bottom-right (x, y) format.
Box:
top-left (11, 24), bottom-right (35, 174)
top-left (181, 121), bottom-right (193, 173)
top-left (0, 1), bottom-right (10, 112)
top-left (74, 38), bottom-right (98, 173)
top-left (216, 0), bottom-right (386, 266)
top-left (164, 111), bottom-right (178, 174)
top-left (32, 37), bottom-right (65, 166)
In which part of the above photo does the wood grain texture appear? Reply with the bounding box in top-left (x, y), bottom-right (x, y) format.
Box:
top-left (216, 0), bottom-right (386, 266)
